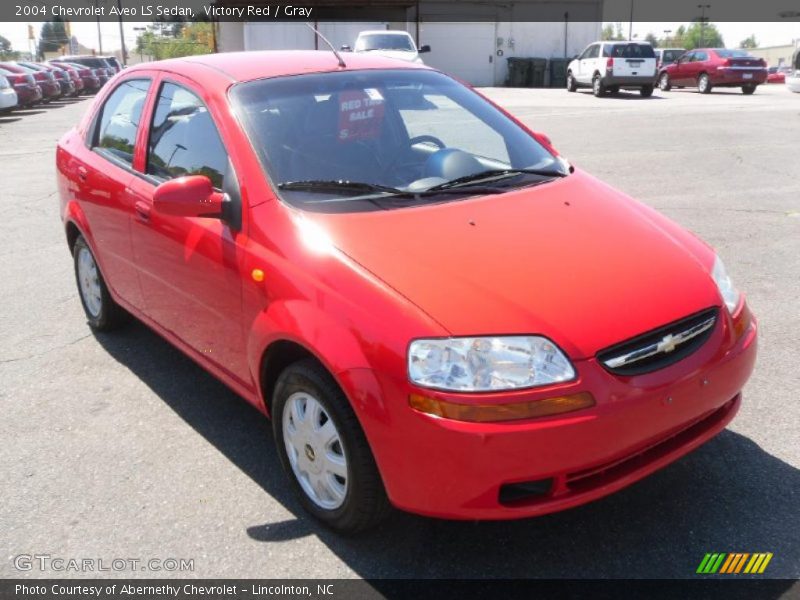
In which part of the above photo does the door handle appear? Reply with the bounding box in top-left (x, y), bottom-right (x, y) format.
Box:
top-left (77, 166), bottom-right (88, 181)
top-left (134, 200), bottom-right (151, 222)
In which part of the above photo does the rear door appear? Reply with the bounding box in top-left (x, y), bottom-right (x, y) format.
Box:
top-left (76, 77), bottom-right (151, 308)
top-left (605, 43), bottom-right (656, 78)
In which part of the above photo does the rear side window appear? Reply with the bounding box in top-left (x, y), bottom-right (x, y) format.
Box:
top-left (93, 78), bottom-right (150, 166)
top-left (147, 82), bottom-right (228, 189)
top-left (695, 51), bottom-right (709, 61)
top-left (604, 44), bottom-right (656, 59)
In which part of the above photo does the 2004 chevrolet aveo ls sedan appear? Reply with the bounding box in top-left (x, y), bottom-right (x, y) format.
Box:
top-left (57, 51), bottom-right (757, 533)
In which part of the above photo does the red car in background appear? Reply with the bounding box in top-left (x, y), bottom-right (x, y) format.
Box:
top-left (658, 48), bottom-right (767, 94)
top-left (0, 67), bottom-right (42, 107)
top-left (56, 51), bottom-right (757, 532)
top-left (17, 61), bottom-right (77, 97)
top-left (0, 62), bottom-right (61, 101)
top-left (51, 61), bottom-right (102, 94)
top-left (766, 67), bottom-right (787, 84)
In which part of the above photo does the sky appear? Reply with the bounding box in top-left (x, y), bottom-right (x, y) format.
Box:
top-left (1, 20), bottom-right (798, 58)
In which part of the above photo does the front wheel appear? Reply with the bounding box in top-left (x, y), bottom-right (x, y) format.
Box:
top-left (698, 73), bottom-right (712, 94)
top-left (640, 85), bottom-right (654, 97)
top-left (659, 73), bottom-right (671, 91)
top-left (73, 235), bottom-right (127, 331)
top-left (273, 359), bottom-right (391, 533)
top-left (566, 72), bottom-right (577, 92)
top-left (742, 84), bottom-right (757, 95)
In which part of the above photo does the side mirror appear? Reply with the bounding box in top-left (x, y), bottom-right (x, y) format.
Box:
top-left (418, 45), bottom-right (431, 54)
top-left (572, 55), bottom-right (579, 61)
top-left (340, 45), bottom-right (352, 52)
top-left (153, 175), bottom-right (223, 218)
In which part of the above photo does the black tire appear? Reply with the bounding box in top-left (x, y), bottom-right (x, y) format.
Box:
top-left (566, 71), bottom-right (577, 92)
top-left (640, 85), bottom-right (654, 98)
top-left (73, 235), bottom-right (127, 331)
top-left (742, 84), bottom-right (756, 95)
top-left (592, 74), bottom-right (606, 97)
top-left (698, 73), bottom-right (712, 94)
top-left (659, 72), bottom-right (672, 91)
top-left (272, 358), bottom-right (391, 534)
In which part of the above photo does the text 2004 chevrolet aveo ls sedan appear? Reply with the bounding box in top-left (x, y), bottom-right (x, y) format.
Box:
top-left (57, 51), bottom-right (757, 533)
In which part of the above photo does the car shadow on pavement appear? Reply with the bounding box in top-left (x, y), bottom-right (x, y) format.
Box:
top-left (95, 320), bottom-right (799, 581)
top-left (0, 116), bottom-right (23, 124)
top-left (577, 91), bottom-right (665, 100)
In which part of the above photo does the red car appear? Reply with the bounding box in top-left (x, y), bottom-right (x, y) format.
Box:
top-left (0, 62), bottom-right (61, 101)
top-left (57, 51), bottom-right (757, 532)
top-left (766, 67), bottom-right (787, 84)
top-left (0, 67), bottom-right (42, 107)
top-left (51, 61), bottom-right (102, 94)
top-left (658, 48), bottom-right (767, 94)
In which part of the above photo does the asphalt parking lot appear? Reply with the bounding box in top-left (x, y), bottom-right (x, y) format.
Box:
top-left (1, 85), bottom-right (798, 579)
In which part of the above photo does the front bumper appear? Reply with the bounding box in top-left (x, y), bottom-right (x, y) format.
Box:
top-left (341, 305), bottom-right (757, 520)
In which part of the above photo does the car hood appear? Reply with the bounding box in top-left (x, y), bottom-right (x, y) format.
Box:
top-left (310, 171), bottom-right (720, 359)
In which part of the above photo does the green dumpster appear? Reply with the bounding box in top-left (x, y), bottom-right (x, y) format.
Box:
top-left (527, 58), bottom-right (548, 88)
top-left (506, 57), bottom-right (531, 87)
top-left (549, 58), bottom-right (570, 88)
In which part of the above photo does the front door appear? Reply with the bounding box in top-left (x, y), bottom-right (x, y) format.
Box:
top-left (128, 78), bottom-right (250, 386)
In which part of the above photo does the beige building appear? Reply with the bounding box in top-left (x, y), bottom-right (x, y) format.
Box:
top-left (748, 43), bottom-right (799, 68)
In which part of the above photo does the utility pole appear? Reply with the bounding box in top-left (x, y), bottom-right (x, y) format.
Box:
top-left (629, 0), bottom-right (634, 41)
top-left (697, 4), bottom-right (711, 48)
top-left (117, 0), bottom-right (127, 64)
top-left (663, 29), bottom-right (672, 46)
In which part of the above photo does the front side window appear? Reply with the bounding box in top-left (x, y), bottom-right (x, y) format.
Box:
top-left (147, 82), bottom-right (228, 189)
top-left (579, 45), bottom-right (595, 60)
top-left (695, 52), bottom-right (709, 62)
top-left (93, 78), bottom-right (150, 165)
top-left (232, 69), bottom-right (566, 213)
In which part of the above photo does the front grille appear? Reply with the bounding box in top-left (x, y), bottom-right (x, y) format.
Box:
top-left (597, 307), bottom-right (718, 376)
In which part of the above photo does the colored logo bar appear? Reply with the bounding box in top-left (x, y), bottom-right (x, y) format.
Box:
top-left (697, 553), bottom-right (773, 574)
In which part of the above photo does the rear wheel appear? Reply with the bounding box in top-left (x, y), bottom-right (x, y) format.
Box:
top-left (640, 85), bottom-right (654, 97)
top-left (566, 72), bottom-right (577, 92)
top-left (73, 235), bottom-right (127, 331)
top-left (698, 73), bottom-right (712, 94)
top-left (742, 84), bottom-right (757, 95)
top-left (659, 72), bottom-right (672, 91)
top-left (592, 74), bottom-right (606, 97)
top-left (273, 359), bottom-right (391, 533)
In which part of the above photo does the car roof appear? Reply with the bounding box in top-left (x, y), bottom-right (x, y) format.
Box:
top-left (357, 30), bottom-right (411, 36)
top-left (124, 50), bottom-right (427, 84)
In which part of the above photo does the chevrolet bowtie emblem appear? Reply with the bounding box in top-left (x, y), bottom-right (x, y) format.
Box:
top-left (658, 334), bottom-right (679, 354)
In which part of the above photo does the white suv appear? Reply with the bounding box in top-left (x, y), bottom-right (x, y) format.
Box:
top-left (567, 41), bottom-right (657, 97)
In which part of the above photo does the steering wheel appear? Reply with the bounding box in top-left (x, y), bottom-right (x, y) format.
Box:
top-left (379, 135), bottom-right (448, 182)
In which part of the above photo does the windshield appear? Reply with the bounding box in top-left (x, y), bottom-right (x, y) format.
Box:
top-left (231, 69), bottom-right (564, 213)
top-left (355, 34), bottom-right (415, 52)
top-left (604, 43), bottom-right (656, 58)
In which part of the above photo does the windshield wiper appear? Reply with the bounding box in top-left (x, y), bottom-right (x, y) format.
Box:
top-left (425, 168), bottom-right (569, 192)
top-left (278, 179), bottom-right (506, 205)
top-left (278, 180), bottom-right (405, 195)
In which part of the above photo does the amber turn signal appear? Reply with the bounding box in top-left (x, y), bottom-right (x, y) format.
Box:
top-left (409, 391), bottom-right (595, 423)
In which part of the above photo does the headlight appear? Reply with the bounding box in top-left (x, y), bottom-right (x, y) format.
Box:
top-left (408, 336), bottom-right (575, 392)
top-left (711, 255), bottom-right (741, 313)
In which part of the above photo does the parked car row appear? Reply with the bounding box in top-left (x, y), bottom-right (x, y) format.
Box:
top-left (566, 43), bottom-right (772, 97)
top-left (0, 55), bottom-right (120, 115)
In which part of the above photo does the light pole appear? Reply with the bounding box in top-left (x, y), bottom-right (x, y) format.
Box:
top-left (697, 4), bottom-right (711, 48)
top-left (663, 29), bottom-right (672, 46)
top-left (116, 0), bottom-right (127, 65)
top-left (629, 0), bottom-right (634, 41)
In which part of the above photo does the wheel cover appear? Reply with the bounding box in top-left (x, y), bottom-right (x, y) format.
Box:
top-left (593, 77), bottom-right (600, 93)
top-left (282, 391), bottom-right (348, 510)
top-left (661, 74), bottom-right (668, 88)
top-left (77, 247), bottom-right (102, 318)
top-left (699, 76), bottom-right (708, 91)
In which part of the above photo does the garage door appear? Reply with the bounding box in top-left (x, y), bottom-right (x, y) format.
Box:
top-left (419, 23), bottom-right (496, 86)
top-left (243, 22), bottom-right (385, 52)
top-left (244, 22), bottom-right (315, 50)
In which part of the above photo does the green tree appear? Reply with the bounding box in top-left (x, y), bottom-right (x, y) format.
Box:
top-left (739, 35), bottom-right (758, 49)
top-left (136, 22), bottom-right (214, 61)
top-left (644, 32), bottom-right (659, 48)
top-left (601, 23), bottom-right (626, 41)
top-left (0, 34), bottom-right (18, 59)
top-left (38, 18), bottom-right (69, 57)
top-left (682, 21), bottom-right (724, 50)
